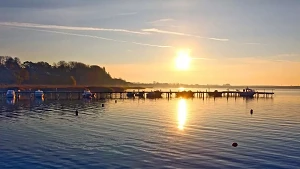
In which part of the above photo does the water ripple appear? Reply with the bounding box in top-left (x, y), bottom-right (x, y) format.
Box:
top-left (1, 94), bottom-right (300, 168)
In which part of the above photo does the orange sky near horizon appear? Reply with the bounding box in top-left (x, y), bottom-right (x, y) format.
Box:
top-left (103, 57), bottom-right (300, 86)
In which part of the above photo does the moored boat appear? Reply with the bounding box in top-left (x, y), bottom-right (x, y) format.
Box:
top-left (82, 89), bottom-right (95, 99)
top-left (176, 90), bottom-right (194, 98)
top-left (135, 91), bottom-right (145, 98)
top-left (208, 90), bottom-right (222, 97)
top-left (239, 87), bottom-right (255, 97)
top-left (126, 92), bottom-right (135, 98)
top-left (34, 90), bottom-right (44, 99)
top-left (147, 90), bottom-right (162, 99)
top-left (6, 90), bottom-right (16, 99)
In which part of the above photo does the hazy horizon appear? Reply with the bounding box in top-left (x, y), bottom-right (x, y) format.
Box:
top-left (1, 0), bottom-right (300, 85)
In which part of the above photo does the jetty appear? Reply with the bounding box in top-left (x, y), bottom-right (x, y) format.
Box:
top-left (0, 89), bottom-right (274, 100)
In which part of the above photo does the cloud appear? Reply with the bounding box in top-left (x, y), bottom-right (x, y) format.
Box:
top-left (2, 26), bottom-right (172, 48)
top-left (141, 28), bottom-right (229, 41)
top-left (242, 42), bottom-right (267, 45)
top-left (116, 12), bottom-right (137, 16)
top-left (270, 53), bottom-right (300, 62)
top-left (244, 42), bottom-right (262, 45)
top-left (191, 57), bottom-right (216, 61)
top-left (231, 53), bottom-right (300, 63)
top-left (0, 22), bottom-right (147, 35)
top-left (274, 53), bottom-right (299, 58)
top-left (148, 18), bottom-right (175, 23)
top-left (0, 0), bottom-right (100, 9)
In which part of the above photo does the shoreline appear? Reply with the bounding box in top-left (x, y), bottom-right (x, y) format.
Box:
top-left (0, 85), bottom-right (145, 92)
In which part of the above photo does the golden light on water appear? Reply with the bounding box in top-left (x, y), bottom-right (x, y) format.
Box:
top-left (177, 99), bottom-right (187, 130)
top-left (175, 49), bottom-right (191, 70)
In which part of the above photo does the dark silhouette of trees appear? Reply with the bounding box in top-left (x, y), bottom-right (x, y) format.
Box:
top-left (0, 56), bottom-right (129, 86)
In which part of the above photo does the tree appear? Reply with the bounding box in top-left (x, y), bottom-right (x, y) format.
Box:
top-left (0, 56), bottom-right (130, 86)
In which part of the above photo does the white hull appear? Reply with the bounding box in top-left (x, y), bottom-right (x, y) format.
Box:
top-left (82, 90), bottom-right (95, 99)
top-left (6, 94), bottom-right (15, 98)
top-left (35, 90), bottom-right (44, 98)
top-left (6, 90), bottom-right (16, 99)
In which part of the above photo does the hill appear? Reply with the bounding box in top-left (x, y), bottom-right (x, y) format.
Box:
top-left (0, 56), bottom-right (129, 86)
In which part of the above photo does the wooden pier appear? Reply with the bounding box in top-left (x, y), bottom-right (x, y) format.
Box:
top-left (0, 90), bottom-right (274, 100)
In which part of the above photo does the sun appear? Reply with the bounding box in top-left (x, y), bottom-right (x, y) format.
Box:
top-left (175, 50), bottom-right (191, 70)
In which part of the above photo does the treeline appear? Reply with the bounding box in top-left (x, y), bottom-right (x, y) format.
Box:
top-left (0, 56), bottom-right (129, 86)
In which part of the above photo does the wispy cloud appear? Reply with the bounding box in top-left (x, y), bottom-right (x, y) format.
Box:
top-left (0, 22), bottom-right (147, 35)
top-left (141, 28), bottom-right (229, 42)
top-left (116, 12), bottom-right (137, 16)
top-left (235, 53), bottom-right (300, 63)
top-left (270, 54), bottom-right (300, 62)
top-left (274, 53), bottom-right (299, 58)
top-left (244, 42), bottom-right (261, 45)
top-left (2, 26), bottom-right (172, 48)
top-left (147, 19), bottom-right (182, 29)
top-left (243, 42), bottom-right (266, 45)
top-left (191, 57), bottom-right (216, 60)
top-left (148, 18), bottom-right (175, 23)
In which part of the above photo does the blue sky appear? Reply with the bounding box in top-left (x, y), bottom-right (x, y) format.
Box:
top-left (0, 0), bottom-right (300, 85)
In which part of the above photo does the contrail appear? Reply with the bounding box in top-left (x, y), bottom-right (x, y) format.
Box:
top-left (0, 22), bottom-right (148, 35)
top-left (142, 28), bottom-right (229, 42)
top-left (2, 26), bottom-right (173, 48)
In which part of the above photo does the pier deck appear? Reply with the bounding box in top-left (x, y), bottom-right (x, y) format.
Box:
top-left (0, 90), bottom-right (274, 100)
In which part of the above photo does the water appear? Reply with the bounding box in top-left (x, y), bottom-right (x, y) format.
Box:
top-left (0, 90), bottom-right (300, 169)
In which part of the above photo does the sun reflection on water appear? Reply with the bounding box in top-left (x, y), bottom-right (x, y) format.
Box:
top-left (177, 99), bottom-right (187, 130)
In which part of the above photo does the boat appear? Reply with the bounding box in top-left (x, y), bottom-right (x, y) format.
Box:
top-left (208, 90), bottom-right (222, 97)
top-left (82, 89), bottom-right (95, 99)
top-left (126, 92), bottom-right (135, 98)
top-left (34, 90), bottom-right (44, 98)
top-left (135, 91), bottom-right (145, 98)
top-left (239, 87), bottom-right (255, 97)
top-left (6, 98), bottom-right (16, 105)
top-left (147, 90), bottom-right (162, 99)
top-left (176, 90), bottom-right (194, 98)
top-left (6, 90), bottom-right (16, 98)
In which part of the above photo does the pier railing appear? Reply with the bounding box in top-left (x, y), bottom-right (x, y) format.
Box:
top-left (0, 90), bottom-right (274, 100)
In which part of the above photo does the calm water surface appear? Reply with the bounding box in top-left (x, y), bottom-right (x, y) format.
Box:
top-left (0, 90), bottom-right (300, 168)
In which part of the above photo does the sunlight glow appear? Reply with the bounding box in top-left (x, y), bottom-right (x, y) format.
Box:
top-left (177, 99), bottom-right (187, 130)
top-left (175, 49), bottom-right (191, 70)
top-left (178, 87), bottom-right (185, 92)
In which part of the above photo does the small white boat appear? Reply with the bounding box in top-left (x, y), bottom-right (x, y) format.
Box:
top-left (6, 98), bottom-right (16, 105)
top-left (240, 87), bottom-right (255, 97)
top-left (6, 90), bottom-right (16, 98)
top-left (82, 89), bottom-right (95, 99)
top-left (35, 90), bottom-right (44, 98)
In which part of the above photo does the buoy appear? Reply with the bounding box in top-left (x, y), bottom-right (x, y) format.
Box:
top-left (232, 142), bottom-right (238, 147)
top-left (250, 109), bottom-right (253, 115)
top-left (75, 110), bottom-right (78, 116)
top-left (102, 104), bottom-right (104, 107)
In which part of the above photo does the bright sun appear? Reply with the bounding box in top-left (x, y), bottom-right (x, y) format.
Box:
top-left (175, 50), bottom-right (191, 70)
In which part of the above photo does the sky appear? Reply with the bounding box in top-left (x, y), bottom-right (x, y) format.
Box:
top-left (0, 0), bottom-right (300, 85)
